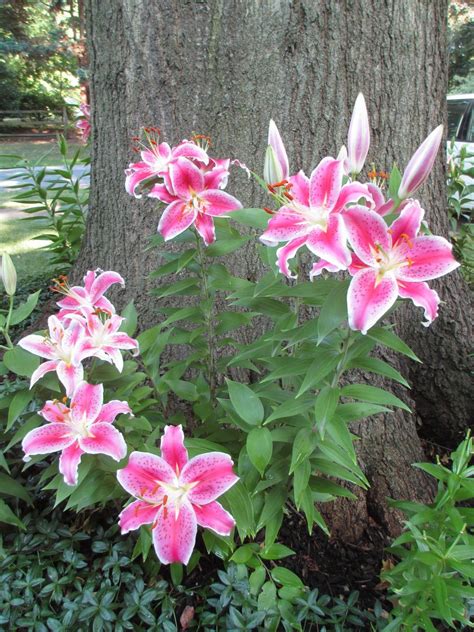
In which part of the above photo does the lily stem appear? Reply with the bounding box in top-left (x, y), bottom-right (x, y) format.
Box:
top-left (194, 230), bottom-right (217, 405)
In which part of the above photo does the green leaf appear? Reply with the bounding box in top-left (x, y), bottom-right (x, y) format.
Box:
top-left (293, 459), bottom-right (311, 509)
top-left (368, 327), bottom-right (421, 362)
top-left (163, 380), bottom-right (198, 401)
top-left (226, 379), bottom-right (264, 426)
top-left (265, 397), bottom-right (313, 424)
top-left (341, 384), bottom-right (410, 412)
top-left (152, 278), bottom-right (199, 298)
top-left (388, 165), bottom-right (402, 199)
top-left (270, 567), bottom-right (304, 589)
top-left (347, 356), bottom-right (410, 387)
top-left (249, 567), bottom-right (266, 595)
top-left (7, 390), bottom-right (33, 431)
top-left (247, 427), bottom-right (273, 475)
top-left (290, 428), bottom-right (317, 474)
top-left (120, 301), bottom-right (138, 336)
top-left (3, 347), bottom-right (40, 377)
top-left (222, 481), bottom-right (255, 539)
top-left (10, 291), bottom-right (41, 326)
top-left (150, 249), bottom-right (196, 277)
top-left (206, 236), bottom-right (251, 256)
top-left (336, 402), bottom-right (390, 422)
top-left (0, 473), bottom-right (32, 504)
top-left (257, 581), bottom-right (277, 611)
top-left (260, 543), bottom-right (295, 560)
top-left (231, 208), bottom-right (271, 230)
top-left (296, 350), bottom-right (339, 397)
top-left (170, 563), bottom-right (183, 586)
top-left (257, 487), bottom-right (287, 531)
top-left (317, 281), bottom-right (349, 343)
top-left (230, 543), bottom-right (259, 563)
top-left (0, 499), bottom-right (25, 529)
top-left (314, 386), bottom-right (339, 437)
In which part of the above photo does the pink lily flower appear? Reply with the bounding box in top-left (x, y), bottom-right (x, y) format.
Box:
top-left (55, 270), bottom-right (124, 321)
top-left (260, 157), bottom-right (371, 278)
top-left (117, 425), bottom-right (238, 565)
top-left (18, 316), bottom-right (92, 396)
top-left (22, 382), bottom-right (130, 486)
top-left (76, 103), bottom-right (91, 142)
top-left (81, 313), bottom-right (139, 372)
top-left (347, 93), bottom-right (370, 176)
top-left (344, 201), bottom-right (460, 334)
top-left (398, 125), bottom-right (443, 200)
top-left (264, 120), bottom-right (289, 184)
top-left (125, 140), bottom-right (209, 198)
top-left (157, 157), bottom-right (242, 246)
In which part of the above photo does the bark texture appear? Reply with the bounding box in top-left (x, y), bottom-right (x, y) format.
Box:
top-left (80, 0), bottom-right (470, 541)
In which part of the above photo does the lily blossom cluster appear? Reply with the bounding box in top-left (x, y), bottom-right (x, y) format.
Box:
top-left (125, 129), bottom-right (242, 245)
top-left (19, 270), bottom-right (138, 396)
top-left (117, 424), bottom-right (238, 565)
top-left (18, 270), bottom-right (138, 485)
top-left (76, 103), bottom-right (91, 142)
top-left (261, 93), bottom-right (459, 334)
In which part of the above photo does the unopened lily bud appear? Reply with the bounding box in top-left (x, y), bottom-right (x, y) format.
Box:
top-left (265, 119), bottom-right (289, 183)
top-left (1, 253), bottom-right (17, 296)
top-left (398, 125), bottom-right (443, 200)
top-left (337, 145), bottom-right (349, 175)
top-left (264, 145), bottom-right (283, 184)
top-left (347, 93), bottom-right (370, 175)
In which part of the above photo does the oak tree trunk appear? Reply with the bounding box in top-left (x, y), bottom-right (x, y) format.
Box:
top-left (79, 0), bottom-right (471, 542)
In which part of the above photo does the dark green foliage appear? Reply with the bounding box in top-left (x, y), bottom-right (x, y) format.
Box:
top-left (448, 3), bottom-right (474, 92)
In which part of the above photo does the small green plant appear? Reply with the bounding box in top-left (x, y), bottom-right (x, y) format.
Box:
top-left (447, 141), bottom-right (474, 285)
top-left (9, 135), bottom-right (89, 266)
top-left (383, 432), bottom-right (474, 631)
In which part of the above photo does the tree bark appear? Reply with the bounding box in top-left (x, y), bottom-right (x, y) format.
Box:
top-left (80, 0), bottom-right (470, 541)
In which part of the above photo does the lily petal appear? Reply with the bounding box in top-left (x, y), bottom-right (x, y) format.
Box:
top-left (347, 268), bottom-right (399, 334)
top-left (309, 157), bottom-right (343, 211)
top-left (276, 235), bottom-right (308, 278)
top-left (333, 182), bottom-right (372, 214)
top-left (59, 441), bottom-right (84, 486)
top-left (289, 170), bottom-right (310, 206)
top-left (70, 382), bottom-right (103, 423)
top-left (194, 500), bottom-right (235, 536)
top-left (194, 213), bottom-right (216, 246)
top-left (268, 119), bottom-right (289, 181)
top-left (22, 423), bottom-right (74, 457)
top-left (152, 498), bottom-right (197, 565)
top-left (56, 362), bottom-right (84, 398)
top-left (347, 93), bottom-right (370, 175)
top-left (119, 499), bottom-right (159, 534)
top-left (200, 189), bottom-right (242, 217)
top-left (397, 280), bottom-right (440, 326)
top-left (160, 425), bottom-right (189, 473)
top-left (158, 200), bottom-right (197, 242)
top-left (117, 451), bottom-right (175, 502)
top-left (398, 125), bottom-right (443, 199)
top-left (306, 214), bottom-right (351, 270)
top-left (40, 400), bottom-right (70, 423)
top-left (260, 207), bottom-right (309, 245)
top-left (90, 271), bottom-right (124, 303)
top-left (18, 335), bottom-right (55, 359)
top-left (396, 236), bottom-right (460, 282)
top-left (309, 259), bottom-right (340, 279)
top-left (30, 360), bottom-right (60, 389)
top-left (343, 207), bottom-right (391, 266)
top-left (79, 423), bottom-right (127, 461)
top-left (180, 452), bottom-right (238, 505)
top-left (169, 157), bottom-right (204, 199)
top-left (95, 400), bottom-right (131, 423)
top-left (390, 199), bottom-right (424, 245)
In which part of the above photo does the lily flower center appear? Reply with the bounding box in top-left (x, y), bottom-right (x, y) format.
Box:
top-left (371, 242), bottom-right (412, 280)
top-left (66, 411), bottom-right (94, 439)
top-left (186, 191), bottom-right (205, 215)
top-left (292, 201), bottom-right (330, 231)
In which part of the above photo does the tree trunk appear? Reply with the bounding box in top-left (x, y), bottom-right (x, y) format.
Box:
top-left (79, 0), bottom-right (469, 541)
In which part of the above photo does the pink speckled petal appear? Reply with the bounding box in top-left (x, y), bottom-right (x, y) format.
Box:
top-left (180, 452), bottom-right (238, 504)
top-left (309, 157), bottom-right (343, 210)
top-left (152, 498), bottom-right (197, 565)
top-left (56, 362), bottom-right (83, 398)
top-left (79, 423), bottom-right (127, 461)
top-left (397, 280), bottom-right (440, 326)
top-left (200, 189), bottom-right (242, 217)
top-left (306, 214), bottom-right (351, 270)
top-left (194, 213), bottom-right (216, 246)
top-left (59, 441), bottom-right (84, 486)
top-left (390, 200), bottom-right (424, 245)
top-left (40, 400), bottom-right (70, 423)
top-left (30, 360), bottom-right (59, 389)
top-left (169, 157), bottom-right (204, 199)
top-left (193, 500), bottom-right (235, 536)
top-left (119, 499), bottom-right (159, 534)
top-left (70, 382), bottom-right (103, 423)
top-left (90, 271), bottom-right (124, 303)
top-left (22, 423), bottom-right (74, 457)
top-left (333, 182), bottom-right (372, 214)
top-left (18, 335), bottom-right (56, 360)
top-left (95, 400), bottom-right (131, 424)
top-left (260, 207), bottom-right (309, 245)
top-left (160, 425), bottom-right (189, 473)
top-left (158, 200), bottom-right (197, 242)
top-left (343, 207), bottom-right (391, 266)
top-left (347, 268), bottom-right (399, 335)
top-left (276, 235), bottom-right (308, 279)
top-left (309, 259), bottom-right (340, 279)
top-left (289, 170), bottom-right (310, 206)
top-left (117, 451), bottom-right (175, 502)
top-left (396, 236), bottom-right (460, 282)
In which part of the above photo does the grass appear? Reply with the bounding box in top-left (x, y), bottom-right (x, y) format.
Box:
top-left (0, 138), bottom-right (86, 169)
top-left (0, 139), bottom-right (74, 287)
